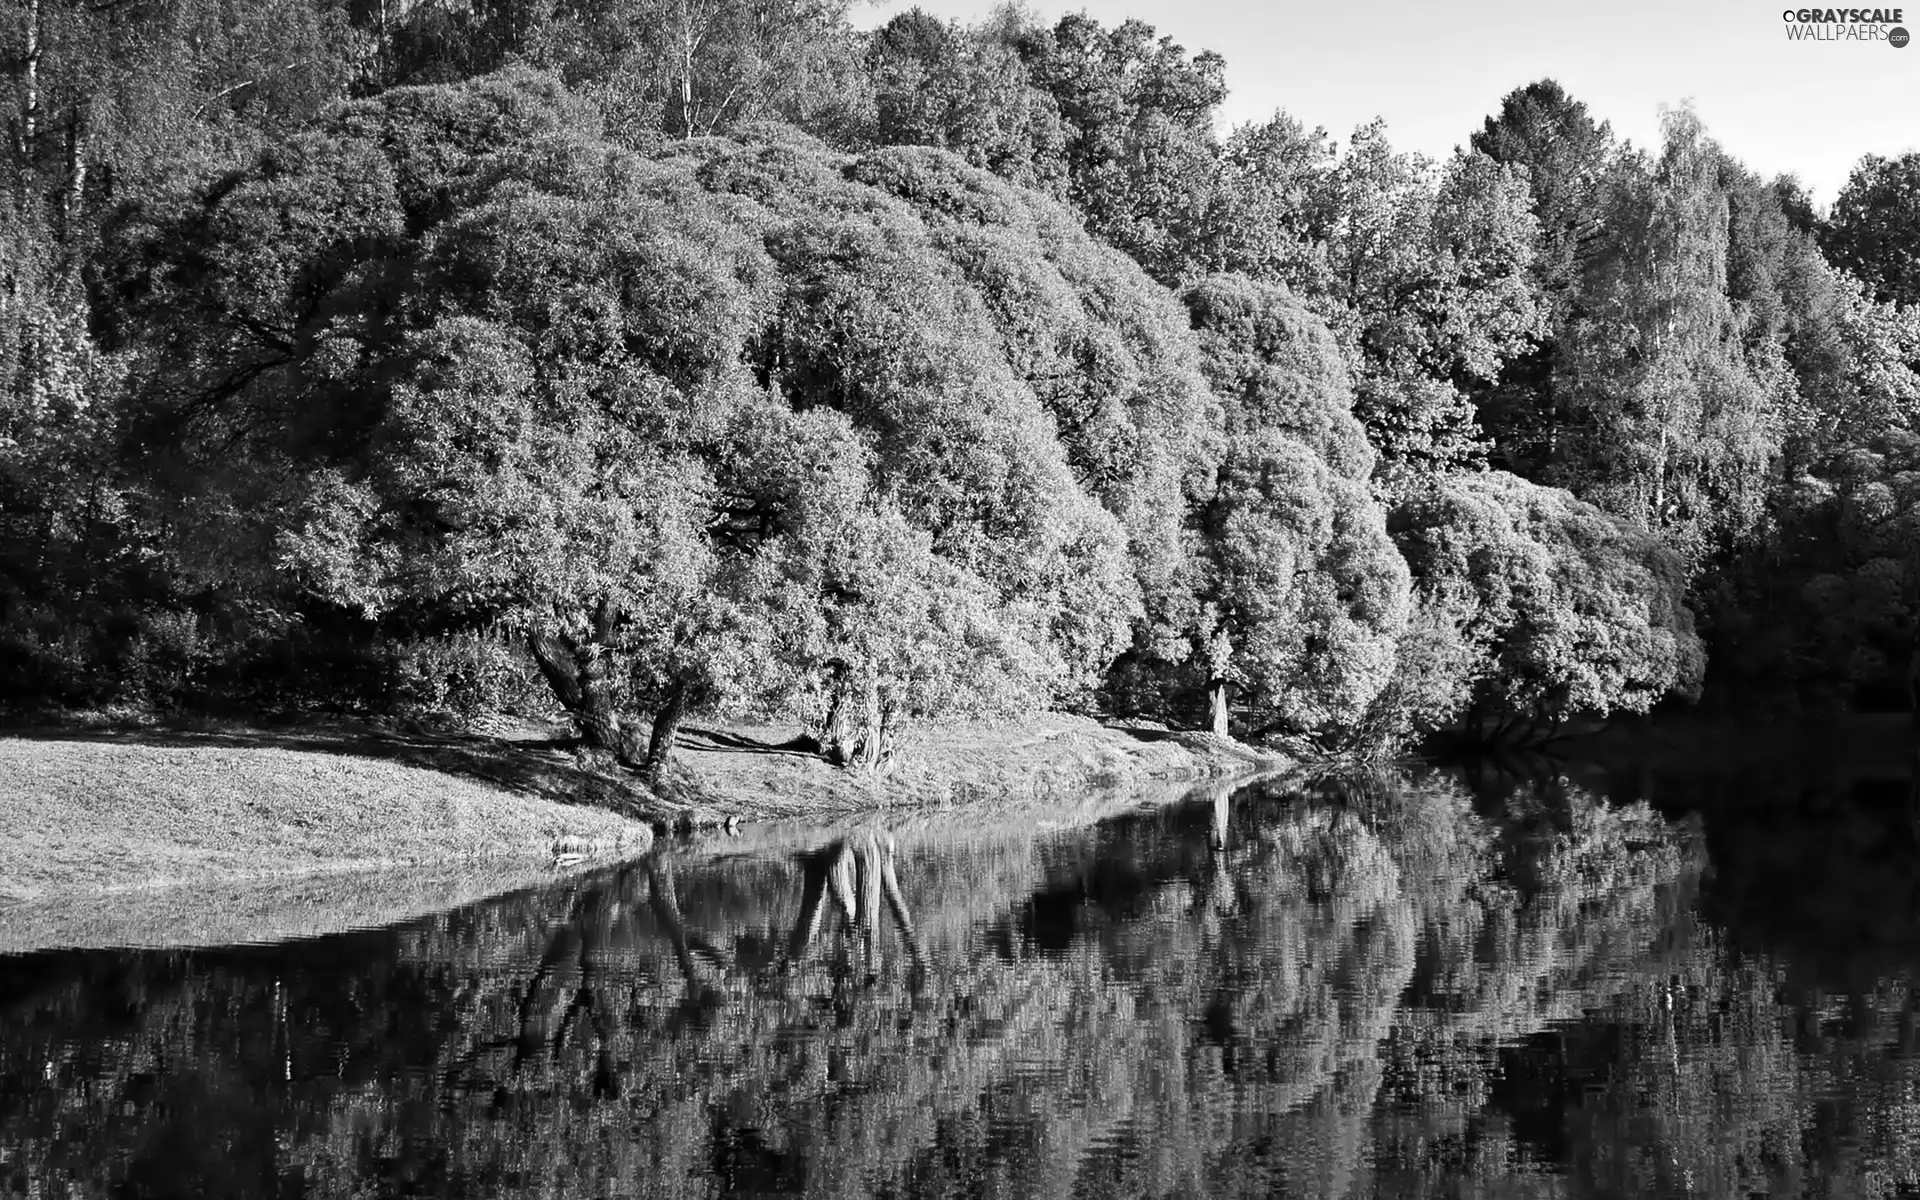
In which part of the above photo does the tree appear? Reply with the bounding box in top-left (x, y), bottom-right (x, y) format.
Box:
top-left (1197, 111), bottom-right (1334, 293)
top-left (6, 0), bottom-right (364, 225)
top-left (105, 70), bottom-right (1219, 772)
top-left (1388, 470), bottom-right (1705, 741)
top-left (0, 0), bottom-right (368, 710)
top-left (864, 9), bottom-right (1066, 193)
top-left (1753, 424), bottom-right (1920, 710)
top-left (1698, 258), bottom-right (1920, 707)
top-left (1182, 273), bottom-right (1370, 479)
top-left (1014, 13), bottom-right (1225, 285)
top-left (0, 194), bottom-right (140, 705)
top-left (1469, 79), bottom-right (1615, 478)
top-left (1470, 79), bottom-right (1613, 307)
top-left (1182, 275), bottom-right (1410, 743)
top-left (371, 0), bottom-right (871, 146)
top-left (1314, 124), bottom-right (1546, 487)
top-left (847, 144), bottom-right (1220, 706)
top-left (1822, 152), bottom-right (1920, 308)
top-left (1554, 108), bottom-right (1782, 562)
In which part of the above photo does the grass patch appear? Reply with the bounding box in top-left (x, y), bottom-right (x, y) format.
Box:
top-left (0, 734), bottom-right (651, 905)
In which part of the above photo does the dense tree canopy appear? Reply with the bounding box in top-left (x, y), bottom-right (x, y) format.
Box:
top-left (1553, 109), bottom-right (1784, 562)
top-left (87, 70), bottom-right (1231, 770)
top-left (1822, 152), bottom-right (1920, 309)
top-left (1389, 470), bottom-right (1704, 740)
top-left (7, 0), bottom-right (1916, 770)
top-left (1180, 275), bottom-right (1408, 742)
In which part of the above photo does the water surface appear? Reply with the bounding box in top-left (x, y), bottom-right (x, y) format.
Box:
top-left (6, 754), bottom-right (1920, 1198)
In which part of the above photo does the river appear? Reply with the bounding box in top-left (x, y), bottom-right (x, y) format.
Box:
top-left (4, 750), bottom-right (1919, 1197)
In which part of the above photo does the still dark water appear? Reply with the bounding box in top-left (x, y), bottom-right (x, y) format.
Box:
top-left (8, 755), bottom-right (1920, 1198)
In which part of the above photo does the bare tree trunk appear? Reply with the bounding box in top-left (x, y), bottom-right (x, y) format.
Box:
top-left (818, 664), bottom-right (855, 765)
top-left (526, 602), bottom-right (641, 768)
top-left (1207, 678), bottom-right (1230, 736)
top-left (642, 681), bottom-right (688, 784)
top-left (852, 677), bottom-right (882, 770)
top-left (570, 636), bottom-right (624, 755)
top-left (677, 0), bottom-right (696, 139)
top-left (819, 668), bottom-right (896, 773)
top-left (1653, 425), bottom-right (1668, 524)
top-left (60, 102), bottom-right (83, 236)
top-left (18, 0), bottom-right (39, 166)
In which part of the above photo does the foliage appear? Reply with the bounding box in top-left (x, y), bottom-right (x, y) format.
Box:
top-left (96, 71), bottom-right (1226, 768)
top-left (1466, 80), bottom-right (1615, 479)
top-left (863, 10), bottom-right (1066, 193)
top-left (1181, 273), bottom-right (1370, 480)
top-left (1197, 112), bottom-right (1334, 290)
top-left (1554, 109), bottom-right (1783, 562)
top-left (1268, 122), bottom-right (1548, 488)
top-left (1470, 78), bottom-right (1613, 308)
top-left (1011, 12), bottom-right (1226, 286)
top-left (1775, 433), bottom-right (1920, 705)
top-left (1822, 151), bottom-right (1920, 308)
top-left (1181, 275), bottom-right (1410, 742)
top-left (18, 0), bottom-right (1920, 755)
top-left (1388, 470), bottom-right (1705, 738)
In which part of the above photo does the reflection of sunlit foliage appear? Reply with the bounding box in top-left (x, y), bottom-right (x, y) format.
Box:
top-left (1346, 765), bottom-right (1705, 1191)
top-left (13, 767), bottom-right (1920, 1198)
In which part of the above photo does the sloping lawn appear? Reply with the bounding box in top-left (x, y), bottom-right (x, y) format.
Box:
top-left (0, 736), bottom-right (651, 904)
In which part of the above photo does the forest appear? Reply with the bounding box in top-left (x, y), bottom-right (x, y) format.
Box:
top-left (3, 0), bottom-right (1918, 775)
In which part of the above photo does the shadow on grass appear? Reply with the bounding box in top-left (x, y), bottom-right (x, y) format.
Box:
top-left (0, 717), bottom-right (651, 817)
top-left (680, 727), bottom-right (823, 759)
top-left (1117, 726), bottom-right (1182, 744)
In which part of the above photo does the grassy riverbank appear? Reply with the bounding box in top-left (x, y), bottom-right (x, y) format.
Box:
top-left (0, 735), bottom-right (653, 907)
top-left (0, 712), bottom-right (1281, 913)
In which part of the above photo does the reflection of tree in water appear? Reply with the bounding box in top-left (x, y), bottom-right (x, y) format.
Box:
top-left (1197, 806), bottom-right (1417, 1197)
top-left (11, 767), bottom-right (1920, 1197)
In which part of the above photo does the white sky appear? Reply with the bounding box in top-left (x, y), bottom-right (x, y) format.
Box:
top-left (859, 0), bottom-right (1920, 208)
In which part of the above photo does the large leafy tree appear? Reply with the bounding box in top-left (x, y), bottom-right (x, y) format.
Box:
top-left (1388, 470), bottom-right (1704, 742)
top-left (1181, 274), bottom-right (1409, 743)
top-left (1781, 432), bottom-right (1920, 709)
top-left (1470, 80), bottom-right (1612, 307)
top-left (1315, 124), bottom-right (1546, 488)
top-left (1013, 12), bottom-right (1225, 286)
top-left (0, 0), bottom-right (368, 712)
top-left (6, 0), bottom-right (364, 220)
top-left (0, 193), bottom-right (138, 704)
top-left (366, 0), bottom-right (870, 146)
top-left (863, 9), bottom-right (1065, 193)
top-left (104, 70), bottom-right (1217, 772)
top-left (1821, 152), bottom-right (1920, 309)
top-left (1468, 79), bottom-right (1614, 477)
top-left (1196, 112), bottom-right (1335, 292)
top-left (1554, 108), bottom-right (1782, 562)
